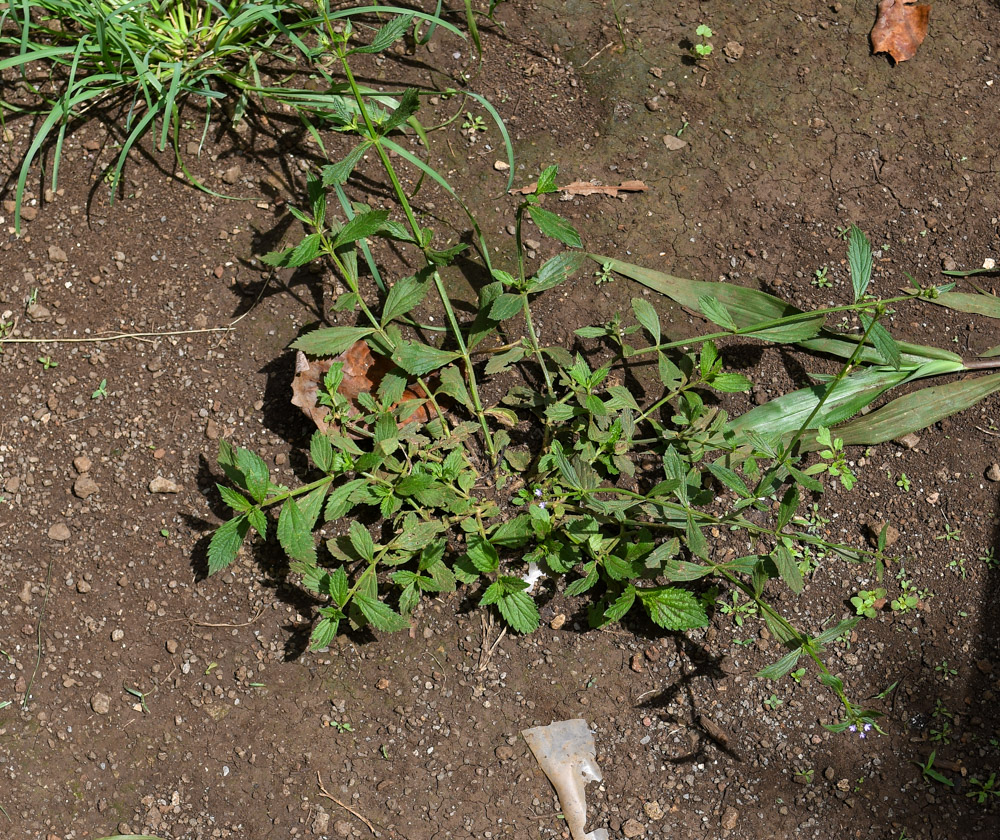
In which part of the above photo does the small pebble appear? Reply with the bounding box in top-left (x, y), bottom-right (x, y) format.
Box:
top-left (985, 463), bottom-right (1000, 482)
top-left (90, 693), bottom-right (111, 715)
top-left (149, 476), bottom-right (182, 494)
top-left (111, 629), bottom-right (124, 642)
top-left (166, 639), bottom-right (179, 654)
top-left (48, 522), bottom-right (72, 542)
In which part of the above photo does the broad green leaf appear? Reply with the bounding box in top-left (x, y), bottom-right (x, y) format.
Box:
top-left (277, 498), bottom-right (317, 563)
top-left (355, 594), bottom-right (410, 632)
top-left (298, 485), bottom-right (328, 531)
top-left (699, 295), bottom-right (738, 330)
top-left (927, 289), bottom-right (1000, 319)
top-left (325, 478), bottom-right (367, 521)
top-left (394, 519), bottom-right (444, 551)
top-left (349, 520), bottom-right (375, 562)
top-left (711, 372), bottom-right (753, 393)
top-left (484, 346), bottom-right (525, 375)
top-left (528, 205), bottom-right (583, 248)
top-left (776, 486), bottom-right (799, 531)
top-left (498, 589), bottom-right (540, 633)
top-left (489, 293), bottom-right (524, 321)
top-left (260, 233), bottom-right (322, 268)
top-left (310, 616), bottom-right (341, 650)
top-left (685, 512), bottom-right (708, 558)
top-left (604, 585), bottom-right (636, 622)
top-left (662, 559), bottom-right (713, 581)
top-left (756, 648), bottom-right (803, 680)
top-left (592, 255), bottom-right (823, 342)
top-left (236, 448), bottom-right (270, 503)
top-left (310, 431), bottom-right (334, 473)
top-left (464, 534), bottom-right (499, 573)
top-left (847, 225), bottom-right (872, 302)
top-left (437, 365), bottom-right (472, 409)
top-left (565, 562), bottom-right (599, 596)
top-left (322, 142), bottom-right (372, 186)
top-left (771, 544), bottom-right (803, 595)
top-left (798, 331), bottom-right (962, 366)
top-left (707, 463), bottom-right (751, 498)
top-left (291, 327), bottom-right (374, 356)
top-left (824, 372), bottom-right (1000, 448)
top-left (534, 165), bottom-right (559, 195)
top-left (526, 252), bottom-right (586, 293)
top-left (638, 586), bottom-right (708, 630)
top-left (632, 297), bottom-right (661, 344)
top-left (491, 515), bottom-right (534, 547)
top-left (814, 616), bottom-right (861, 646)
top-left (381, 274), bottom-right (430, 325)
top-left (247, 508), bottom-right (267, 539)
top-left (380, 87), bottom-right (420, 134)
top-left (332, 210), bottom-right (390, 249)
top-left (208, 516), bottom-right (249, 575)
top-left (392, 341), bottom-right (460, 376)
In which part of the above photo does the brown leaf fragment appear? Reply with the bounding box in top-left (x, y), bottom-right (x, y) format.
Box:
top-left (509, 179), bottom-right (648, 197)
top-left (871, 0), bottom-right (930, 63)
top-left (291, 343), bottom-right (433, 434)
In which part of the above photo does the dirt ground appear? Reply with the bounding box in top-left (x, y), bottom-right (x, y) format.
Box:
top-left (1, 1), bottom-right (999, 839)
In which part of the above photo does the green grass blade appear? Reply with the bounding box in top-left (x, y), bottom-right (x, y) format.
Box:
top-left (463, 90), bottom-right (514, 191)
top-left (799, 331), bottom-right (963, 366)
top-left (588, 255), bottom-right (824, 342)
top-left (822, 373), bottom-right (1000, 447)
top-left (328, 5), bottom-right (465, 40)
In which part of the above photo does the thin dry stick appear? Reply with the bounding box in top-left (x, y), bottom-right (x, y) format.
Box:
top-left (316, 772), bottom-right (376, 835)
top-left (477, 612), bottom-right (507, 672)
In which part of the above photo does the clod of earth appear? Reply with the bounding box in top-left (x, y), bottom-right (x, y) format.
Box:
top-left (871, 0), bottom-right (931, 63)
top-left (291, 343), bottom-right (432, 433)
top-left (148, 476), bottom-right (182, 494)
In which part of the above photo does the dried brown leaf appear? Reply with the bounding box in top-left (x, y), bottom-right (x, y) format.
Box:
top-left (871, 0), bottom-right (930, 63)
top-left (509, 179), bottom-right (648, 197)
top-left (291, 343), bottom-right (432, 434)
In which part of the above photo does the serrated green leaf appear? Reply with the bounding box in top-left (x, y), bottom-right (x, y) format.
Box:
top-left (711, 372), bottom-right (753, 392)
top-left (638, 586), bottom-right (708, 630)
top-left (324, 478), bottom-right (367, 521)
top-left (534, 165), bottom-right (559, 195)
top-left (814, 616), bottom-right (861, 646)
top-left (847, 225), bottom-right (872, 303)
top-left (380, 87), bottom-right (420, 134)
top-left (632, 297), bottom-right (661, 344)
top-left (564, 562), bottom-right (599, 597)
top-left (662, 559), bottom-right (712, 581)
top-left (392, 341), bottom-right (461, 376)
top-left (277, 498), bottom-right (317, 563)
top-left (604, 585), bottom-right (637, 622)
top-left (436, 364), bottom-right (472, 409)
top-left (327, 567), bottom-right (349, 606)
top-left (355, 594), bottom-right (410, 632)
top-left (393, 519), bottom-right (444, 551)
top-left (218, 485), bottom-right (253, 514)
top-left (350, 14), bottom-right (414, 54)
top-left (771, 544), bottom-right (803, 594)
top-left (484, 345), bottom-right (525, 375)
top-left (322, 142), bottom-right (372, 186)
top-left (236, 448), bottom-right (270, 503)
top-left (332, 210), bottom-right (390, 249)
top-left (527, 205), bottom-right (583, 248)
top-left (686, 512), bottom-right (708, 558)
top-left (526, 252), bottom-right (586, 293)
top-left (381, 273), bottom-right (430, 325)
top-left (310, 432), bottom-right (334, 473)
top-left (860, 314), bottom-right (901, 370)
top-left (291, 327), bottom-right (374, 357)
top-left (776, 486), bottom-right (799, 531)
top-left (349, 520), bottom-right (375, 563)
top-left (260, 233), bottom-right (322, 268)
top-left (498, 590), bottom-right (540, 633)
top-left (756, 648), bottom-right (803, 680)
top-left (706, 463), bottom-right (750, 498)
top-left (491, 515), bottom-right (534, 547)
top-left (246, 507), bottom-right (267, 539)
top-left (489, 293), bottom-right (524, 321)
top-left (298, 485), bottom-right (327, 531)
top-left (464, 534), bottom-right (499, 573)
top-left (309, 616), bottom-right (341, 650)
top-left (643, 537), bottom-right (680, 569)
top-left (208, 516), bottom-right (250, 575)
top-left (699, 295), bottom-right (738, 330)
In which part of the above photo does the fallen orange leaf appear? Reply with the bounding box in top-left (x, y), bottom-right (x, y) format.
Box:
top-left (871, 0), bottom-right (930, 63)
top-left (291, 342), bottom-right (433, 434)
top-left (509, 179), bottom-right (647, 198)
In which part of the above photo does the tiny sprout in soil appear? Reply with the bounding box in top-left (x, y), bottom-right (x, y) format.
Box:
top-left (693, 24), bottom-right (714, 58)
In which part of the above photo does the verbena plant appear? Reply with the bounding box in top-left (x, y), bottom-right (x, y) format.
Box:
top-left (0, 1), bottom-right (495, 229)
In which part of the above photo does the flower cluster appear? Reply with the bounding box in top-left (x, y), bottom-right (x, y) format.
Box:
top-left (848, 723), bottom-right (873, 739)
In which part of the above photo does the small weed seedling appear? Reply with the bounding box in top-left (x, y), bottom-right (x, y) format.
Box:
top-left (123, 683), bottom-right (153, 714)
top-left (966, 773), bottom-right (1000, 804)
top-left (812, 266), bottom-right (832, 288)
top-left (914, 750), bottom-right (954, 788)
top-left (594, 261), bottom-right (615, 285)
top-left (891, 570), bottom-right (930, 613)
top-left (806, 427), bottom-right (856, 490)
top-left (895, 472), bottom-right (911, 492)
top-left (763, 693), bottom-right (783, 710)
top-left (946, 555), bottom-right (967, 579)
top-left (790, 667), bottom-right (806, 684)
top-left (934, 659), bottom-right (958, 682)
top-left (935, 518), bottom-right (962, 543)
top-left (980, 548), bottom-right (998, 570)
top-left (850, 588), bottom-right (886, 619)
top-left (91, 379), bottom-right (108, 400)
top-left (794, 768), bottom-right (815, 784)
top-left (326, 720), bottom-right (354, 733)
top-left (37, 355), bottom-right (57, 370)
top-left (462, 112), bottom-right (487, 137)
top-left (692, 24), bottom-right (714, 58)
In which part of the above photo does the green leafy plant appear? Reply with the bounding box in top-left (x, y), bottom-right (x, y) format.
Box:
top-left (37, 355), bottom-right (57, 370)
top-left (763, 693), bottom-right (783, 710)
top-left (891, 569), bottom-right (930, 613)
top-left (196, 18), bottom-right (1000, 736)
top-left (850, 587), bottom-right (886, 619)
top-left (895, 472), bottom-right (910, 491)
top-left (91, 378), bottom-right (108, 400)
top-left (692, 23), bottom-right (714, 58)
top-left (966, 772), bottom-right (999, 804)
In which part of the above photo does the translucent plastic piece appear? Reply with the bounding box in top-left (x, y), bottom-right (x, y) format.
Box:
top-left (522, 719), bottom-right (609, 840)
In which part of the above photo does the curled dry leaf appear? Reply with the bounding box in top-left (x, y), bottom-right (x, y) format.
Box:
top-left (509, 179), bottom-right (647, 198)
top-left (291, 342), bottom-right (433, 434)
top-left (871, 0), bottom-right (930, 63)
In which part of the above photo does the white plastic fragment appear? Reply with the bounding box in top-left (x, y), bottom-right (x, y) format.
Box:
top-left (522, 561), bottom-right (544, 592)
top-left (522, 719), bottom-right (609, 840)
